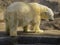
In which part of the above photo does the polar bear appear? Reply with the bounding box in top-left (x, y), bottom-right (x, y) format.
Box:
top-left (4, 2), bottom-right (54, 36)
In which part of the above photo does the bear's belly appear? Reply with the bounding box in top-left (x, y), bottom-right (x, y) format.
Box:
top-left (18, 16), bottom-right (33, 27)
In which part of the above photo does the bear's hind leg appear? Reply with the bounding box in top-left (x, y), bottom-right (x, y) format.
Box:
top-left (10, 24), bottom-right (17, 36)
top-left (9, 15), bottom-right (18, 36)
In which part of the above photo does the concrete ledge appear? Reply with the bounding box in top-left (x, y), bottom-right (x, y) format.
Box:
top-left (17, 35), bottom-right (60, 44)
top-left (15, 44), bottom-right (58, 45)
top-left (0, 31), bottom-right (60, 44)
top-left (0, 37), bottom-right (14, 45)
top-left (0, 36), bottom-right (60, 45)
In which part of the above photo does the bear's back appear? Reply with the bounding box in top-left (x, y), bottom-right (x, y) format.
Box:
top-left (6, 2), bottom-right (31, 13)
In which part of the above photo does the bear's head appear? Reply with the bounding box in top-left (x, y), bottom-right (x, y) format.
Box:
top-left (41, 7), bottom-right (54, 21)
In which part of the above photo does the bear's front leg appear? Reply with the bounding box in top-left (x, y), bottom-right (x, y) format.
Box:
top-left (33, 24), bottom-right (44, 33)
top-left (32, 15), bottom-right (44, 33)
top-left (23, 24), bottom-right (31, 32)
